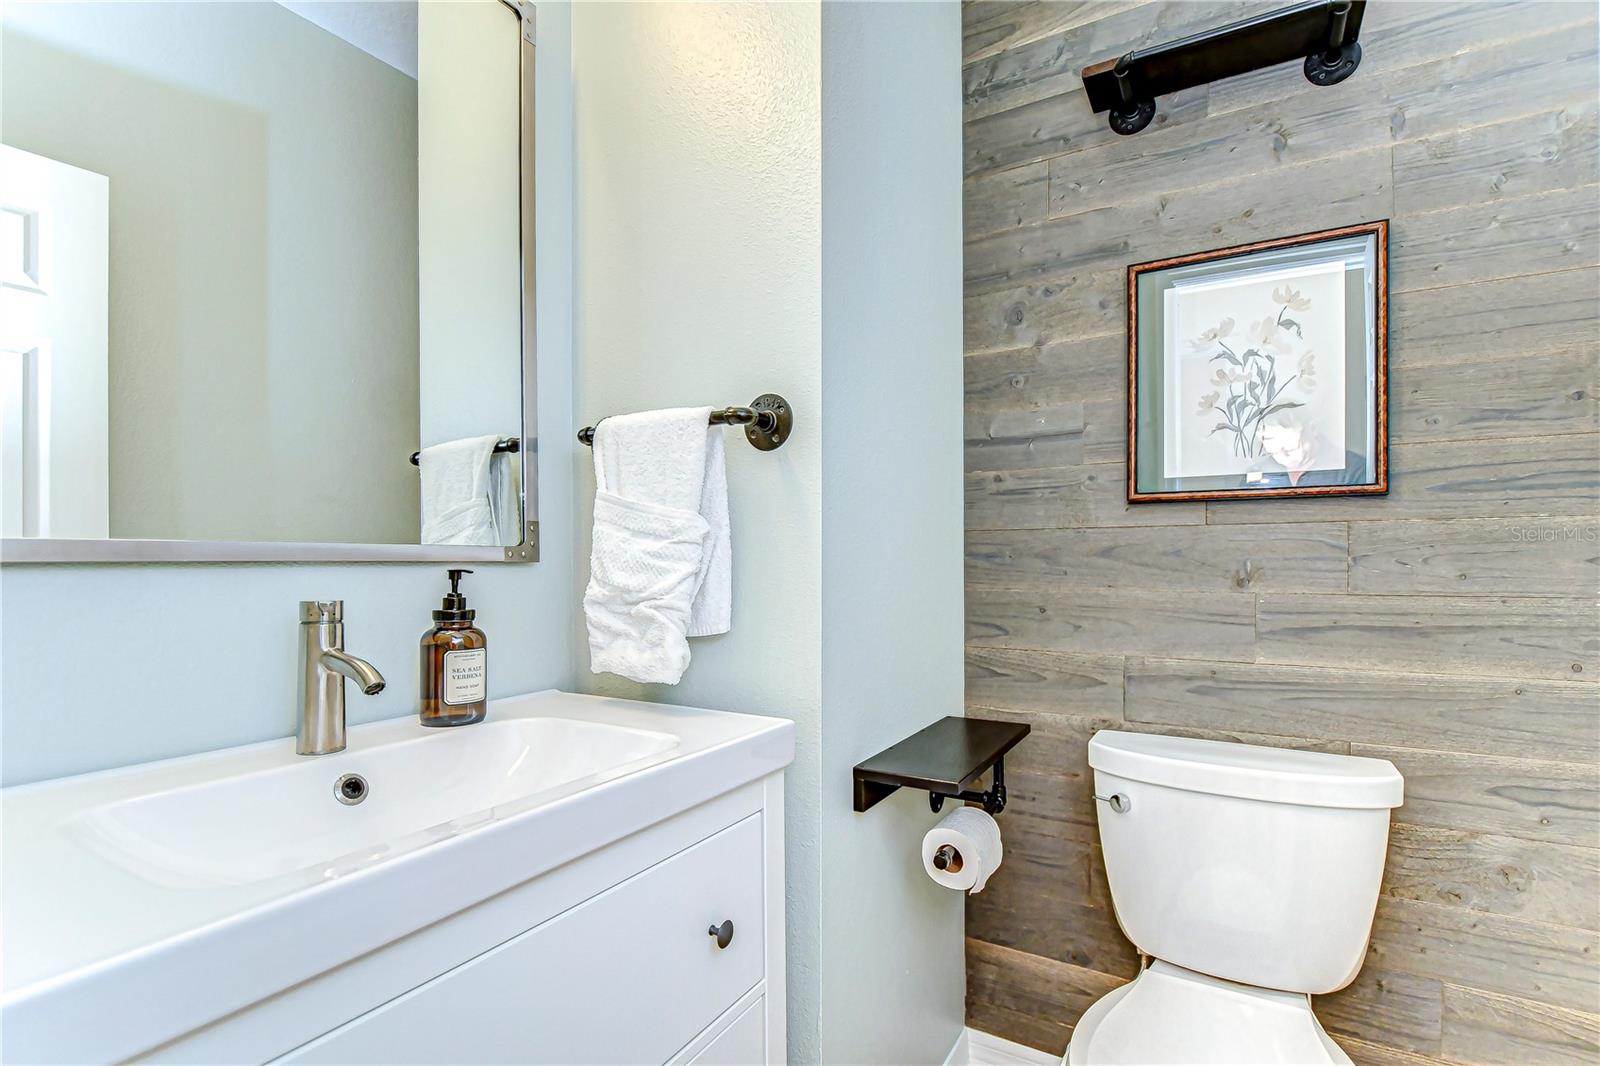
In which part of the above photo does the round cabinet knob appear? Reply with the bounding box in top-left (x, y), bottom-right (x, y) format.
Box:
top-left (708, 920), bottom-right (734, 949)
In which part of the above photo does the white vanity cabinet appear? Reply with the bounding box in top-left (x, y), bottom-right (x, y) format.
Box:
top-left (146, 776), bottom-right (787, 1066)
top-left (2, 694), bottom-right (794, 1065)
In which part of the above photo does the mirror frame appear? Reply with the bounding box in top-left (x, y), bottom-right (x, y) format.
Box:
top-left (2, 1), bottom-right (539, 565)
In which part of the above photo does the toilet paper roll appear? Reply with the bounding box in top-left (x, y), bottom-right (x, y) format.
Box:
top-left (922, 806), bottom-right (1004, 893)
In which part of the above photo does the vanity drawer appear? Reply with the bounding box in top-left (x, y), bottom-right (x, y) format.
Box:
top-left (279, 814), bottom-right (765, 1065)
top-left (688, 995), bottom-right (765, 1065)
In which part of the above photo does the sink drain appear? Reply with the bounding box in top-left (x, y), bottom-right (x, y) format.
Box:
top-left (334, 773), bottom-right (369, 806)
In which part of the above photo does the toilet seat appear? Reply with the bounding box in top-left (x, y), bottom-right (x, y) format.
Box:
top-left (1064, 960), bottom-right (1352, 1065)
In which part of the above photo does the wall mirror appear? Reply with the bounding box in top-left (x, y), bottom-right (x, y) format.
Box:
top-left (0, 0), bottom-right (537, 563)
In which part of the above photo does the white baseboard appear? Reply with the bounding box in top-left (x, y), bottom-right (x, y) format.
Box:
top-left (941, 1028), bottom-right (971, 1066)
top-left (950, 1027), bottom-right (1059, 1066)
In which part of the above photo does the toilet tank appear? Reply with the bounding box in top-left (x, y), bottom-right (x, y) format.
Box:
top-left (1089, 730), bottom-right (1403, 995)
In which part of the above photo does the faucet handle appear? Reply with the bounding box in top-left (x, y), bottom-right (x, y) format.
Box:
top-left (299, 600), bottom-right (344, 624)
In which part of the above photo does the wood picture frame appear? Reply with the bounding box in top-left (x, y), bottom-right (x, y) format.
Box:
top-left (1126, 220), bottom-right (1389, 503)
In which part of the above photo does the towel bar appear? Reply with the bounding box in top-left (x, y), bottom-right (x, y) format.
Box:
top-left (409, 438), bottom-right (520, 467)
top-left (578, 393), bottom-right (792, 451)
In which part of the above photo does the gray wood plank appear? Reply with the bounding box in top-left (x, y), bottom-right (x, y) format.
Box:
top-left (966, 523), bottom-right (1349, 592)
top-left (1351, 745), bottom-right (1600, 849)
top-left (1124, 657), bottom-right (1600, 762)
top-left (965, 160), bottom-right (1050, 238)
top-left (1394, 101), bottom-right (1599, 217)
top-left (965, 400), bottom-right (1085, 473)
top-left (967, 463), bottom-right (1207, 530)
top-left (965, 336), bottom-right (1122, 410)
top-left (1206, 434), bottom-right (1600, 525)
top-left (1368, 896), bottom-right (1600, 1014)
top-left (1256, 592), bottom-right (1599, 684)
top-left (1316, 968), bottom-right (1444, 1058)
top-left (1382, 823), bottom-right (1600, 930)
top-left (1391, 185), bottom-right (1600, 294)
top-left (1441, 985), bottom-right (1600, 1066)
top-left (1339, 1037), bottom-right (1445, 1066)
top-left (966, 145), bottom-right (1393, 296)
top-left (962, 0), bottom-right (1142, 66)
top-left (1349, 517), bottom-right (1600, 596)
top-left (967, 584), bottom-right (1258, 660)
top-left (1391, 347), bottom-right (1599, 444)
top-left (965, 82), bottom-right (1209, 177)
top-left (965, 270), bottom-right (1124, 354)
top-left (1207, 2), bottom-right (1599, 117)
top-left (1389, 268), bottom-right (1599, 370)
top-left (965, 938), bottom-right (1127, 1056)
top-left (964, 339), bottom-right (1128, 468)
top-left (1048, 95), bottom-right (1389, 221)
top-left (965, 645), bottom-right (1125, 720)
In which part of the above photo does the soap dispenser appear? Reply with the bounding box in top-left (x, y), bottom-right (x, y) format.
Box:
top-left (420, 569), bottom-right (488, 727)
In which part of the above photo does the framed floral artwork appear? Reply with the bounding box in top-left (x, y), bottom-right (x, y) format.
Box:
top-left (1126, 221), bottom-right (1388, 503)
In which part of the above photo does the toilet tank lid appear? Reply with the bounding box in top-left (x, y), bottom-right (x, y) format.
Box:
top-left (1088, 730), bottom-right (1403, 809)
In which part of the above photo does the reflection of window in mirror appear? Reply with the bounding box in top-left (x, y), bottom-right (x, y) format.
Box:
top-left (0, 0), bottom-right (524, 548)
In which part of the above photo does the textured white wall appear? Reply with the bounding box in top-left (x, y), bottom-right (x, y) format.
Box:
top-left (0, 2), bottom-right (576, 787)
top-left (1, 2), bottom-right (421, 543)
top-left (569, 2), bottom-right (825, 1058)
top-left (818, 6), bottom-right (967, 1061)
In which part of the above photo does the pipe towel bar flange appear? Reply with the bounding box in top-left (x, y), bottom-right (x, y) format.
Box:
top-left (577, 393), bottom-right (793, 451)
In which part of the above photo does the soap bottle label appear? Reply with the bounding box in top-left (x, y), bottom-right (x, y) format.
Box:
top-left (443, 648), bottom-right (487, 706)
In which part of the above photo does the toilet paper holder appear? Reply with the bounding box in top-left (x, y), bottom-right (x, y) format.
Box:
top-left (852, 716), bottom-right (1029, 816)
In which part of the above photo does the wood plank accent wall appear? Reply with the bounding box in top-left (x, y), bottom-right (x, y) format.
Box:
top-left (959, 3), bottom-right (1600, 1063)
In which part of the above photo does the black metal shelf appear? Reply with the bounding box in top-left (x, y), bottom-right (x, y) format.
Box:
top-left (852, 716), bottom-right (1030, 815)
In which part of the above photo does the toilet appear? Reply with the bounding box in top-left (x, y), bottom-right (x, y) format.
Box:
top-left (1067, 730), bottom-right (1404, 1065)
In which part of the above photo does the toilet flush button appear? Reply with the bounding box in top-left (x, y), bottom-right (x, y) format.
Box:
top-left (1096, 792), bottom-right (1132, 813)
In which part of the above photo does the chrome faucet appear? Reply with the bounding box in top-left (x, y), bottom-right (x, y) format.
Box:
top-left (297, 600), bottom-right (386, 756)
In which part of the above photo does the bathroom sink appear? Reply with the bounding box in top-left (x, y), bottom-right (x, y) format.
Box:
top-left (67, 717), bottom-right (680, 888)
top-left (2, 689), bottom-right (794, 1062)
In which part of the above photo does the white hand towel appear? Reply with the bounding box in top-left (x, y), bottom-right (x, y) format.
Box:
top-left (585, 407), bottom-right (732, 684)
top-left (420, 435), bottom-right (501, 546)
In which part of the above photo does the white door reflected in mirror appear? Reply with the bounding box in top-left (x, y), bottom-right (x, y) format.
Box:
top-left (0, 144), bottom-right (109, 540)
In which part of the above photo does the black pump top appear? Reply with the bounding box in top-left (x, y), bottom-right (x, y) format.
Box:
top-left (433, 568), bottom-right (476, 623)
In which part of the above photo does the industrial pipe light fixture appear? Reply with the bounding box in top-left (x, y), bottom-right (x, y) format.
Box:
top-left (1082, 0), bottom-right (1366, 135)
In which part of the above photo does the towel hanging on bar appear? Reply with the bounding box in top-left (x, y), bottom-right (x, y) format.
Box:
top-left (578, 394), bottom-right (792, 452)
top-left (410, 438), bottom-right (519, 467)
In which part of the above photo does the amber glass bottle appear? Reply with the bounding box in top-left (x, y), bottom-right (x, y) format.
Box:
top-left (420, 569), bottom-right (488, 727)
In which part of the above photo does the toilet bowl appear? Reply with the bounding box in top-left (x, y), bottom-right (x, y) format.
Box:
top-left (1066, 730), bottom-right (1404, 1065)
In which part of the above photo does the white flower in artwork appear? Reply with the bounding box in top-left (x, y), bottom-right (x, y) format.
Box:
top-left (1196, 390), bottom-right (1221, 415)
top-left (1298, 350), bottom-right (1317, 393)
top-left (1188, 317), bottom-right (1235, 351)
top-left (1249, 316), bottom-right (1290, 352)
top-left (1211, 366), bottom-right (1241, 387)
top-left (1271, 285), bottom-right (1313, 312)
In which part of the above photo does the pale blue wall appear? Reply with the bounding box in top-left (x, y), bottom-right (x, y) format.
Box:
top-left (819, 2), bottom-right (967, 1061)
top-left (0, 4), bottom-right (576, 787)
